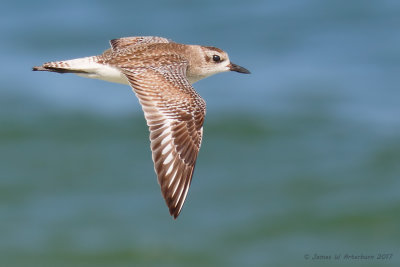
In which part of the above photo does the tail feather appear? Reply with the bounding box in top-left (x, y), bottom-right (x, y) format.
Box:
top-left (32, 56), bottom-right (98, 74)
top-left (32, 65), bottom-right (89, 74)
top-left (33, 55), bottom-right (128, 84)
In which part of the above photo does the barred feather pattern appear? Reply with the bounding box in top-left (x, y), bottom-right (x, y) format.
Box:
top-left (117, 61), bottom-right (206, 218)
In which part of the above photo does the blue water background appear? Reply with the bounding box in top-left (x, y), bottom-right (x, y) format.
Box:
top-left (1, 0), bottom-right (400, 266)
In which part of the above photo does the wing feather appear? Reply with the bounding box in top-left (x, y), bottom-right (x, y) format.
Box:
top-left (110, 36), bottom-right (172, 51)
top-left (120, 61), bottom-right (206, 218)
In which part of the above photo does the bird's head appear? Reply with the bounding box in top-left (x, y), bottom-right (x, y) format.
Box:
top-left (187, 45), bottom-right (250, 83)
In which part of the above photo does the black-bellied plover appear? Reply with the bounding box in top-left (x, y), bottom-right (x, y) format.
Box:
top-left (33, 36), bottom-right (250, 219)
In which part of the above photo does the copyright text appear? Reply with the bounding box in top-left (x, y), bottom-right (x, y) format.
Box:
top-left (304, 253), bottom-right (393, 261)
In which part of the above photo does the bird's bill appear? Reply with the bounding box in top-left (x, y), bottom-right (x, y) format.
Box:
top-left (229, 63), bottom-right (251, 74)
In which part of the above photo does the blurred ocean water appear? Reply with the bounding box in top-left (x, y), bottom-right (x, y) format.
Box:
top-left (1, 0), bottom-right (400, 266)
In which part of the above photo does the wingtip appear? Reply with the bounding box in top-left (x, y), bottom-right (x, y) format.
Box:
top-left (169, 210), bottom-right (180, 220)
top-left (169, 207), bottom-right (181, 219)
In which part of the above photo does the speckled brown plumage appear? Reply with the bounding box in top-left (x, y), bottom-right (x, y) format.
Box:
top-left (32, 36), bottom-right (250, 219)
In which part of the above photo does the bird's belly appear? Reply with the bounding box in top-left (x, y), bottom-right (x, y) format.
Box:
top-left (77, 63), bottom-right (129, 85)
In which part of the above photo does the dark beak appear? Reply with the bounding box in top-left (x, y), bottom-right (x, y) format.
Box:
top-left (229, 63), bottom-right (251, 74)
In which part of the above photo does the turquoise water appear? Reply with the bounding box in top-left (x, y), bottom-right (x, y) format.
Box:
top-left (1, 0), bottom-right (400, 266)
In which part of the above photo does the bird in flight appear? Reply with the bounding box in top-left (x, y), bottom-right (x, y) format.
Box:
top-left (33, 36), bottom-right (250, 219)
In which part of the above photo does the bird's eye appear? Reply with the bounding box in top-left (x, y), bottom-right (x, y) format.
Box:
top-left (212, 55), bottom-right (221, 62)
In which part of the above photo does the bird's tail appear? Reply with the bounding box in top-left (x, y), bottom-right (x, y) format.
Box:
top-left (32, 56), bottom-right (99, 74)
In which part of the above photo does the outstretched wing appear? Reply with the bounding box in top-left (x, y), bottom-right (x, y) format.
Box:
top-left (121, 61), bottom-right (206, 218)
